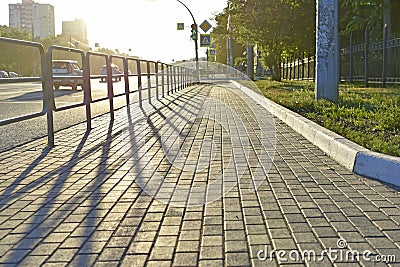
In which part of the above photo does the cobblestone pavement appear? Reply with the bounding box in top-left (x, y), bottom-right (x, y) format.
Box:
top-left (0, 83), bottom-right (399, 267)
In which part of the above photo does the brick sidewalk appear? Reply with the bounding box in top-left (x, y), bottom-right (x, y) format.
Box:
top-left (0, 83), bottom-right (399, 266)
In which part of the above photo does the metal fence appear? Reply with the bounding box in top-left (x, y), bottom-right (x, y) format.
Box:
top-left (281, 53), bottom-right (315, 81)
top-left (281, 29), bottom-right (400, 87)
top-left (0, 37), bottom-right (195, 147)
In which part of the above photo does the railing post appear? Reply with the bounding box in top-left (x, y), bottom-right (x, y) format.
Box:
top-left (83, 53), bottom-right (92, 129)
top-left (349, 32), bottom-right (353, 83)
top-left (123, 57), bottom-right (130, 105)
top-left (161, 64), bottom-right (165, 97)
top-left (106, 57), bottom-right (115, 121)
top-left (365, 27), bottom-right (369, 87)
top-left (155, 62), bottom-right (159, 100)
top-left (307, 53), bottom-right (311, 80)
top-left (181, 67), bottom-right (184, 89)
top-left (167, 65), bottom-right (170, 95)
top-left (173, 66), bottom-right (177, 93)
top-left (285, 57), bottom-right (289, 80)
top-left (382, 24), bottom-right (388, 88)
top-left (137, 59), bottom-right (143, 108)
top-left (176, 67), bottom-right (180, 91)
top-left (301, 52), bottom-right (305, 80)
top-left (147, 61), bottom-right (152, 104)
top-left (297, 53), bottom-right (301, 80)
top-left (44, 51), bottom-right (54, 147)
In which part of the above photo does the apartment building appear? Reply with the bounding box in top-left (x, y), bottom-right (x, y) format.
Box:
top-left (9, 0), bottom-right (55, 40)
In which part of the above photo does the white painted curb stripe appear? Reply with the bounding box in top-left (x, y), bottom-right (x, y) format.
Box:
top-left (230, 80), bottom-right (400, 187)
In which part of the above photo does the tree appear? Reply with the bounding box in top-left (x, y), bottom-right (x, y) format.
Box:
top-left (340, 0), bottom-right (384, 41)
top-left (212, 0), bottom-right (315, 81)
top-left (211, 8), bottom-right (246, 66)
top-left (0, 25), bottom-right (34, 75)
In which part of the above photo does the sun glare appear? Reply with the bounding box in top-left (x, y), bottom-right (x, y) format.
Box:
top-left (72, 0), bottom-right (198, 62)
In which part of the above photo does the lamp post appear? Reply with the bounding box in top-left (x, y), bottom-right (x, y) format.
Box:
top-left (31, 15), bottom-right (47, 41)
top-left (175, 0), bottom-right (199, 81)
top-left (227, 2), bottom-right (234, 68)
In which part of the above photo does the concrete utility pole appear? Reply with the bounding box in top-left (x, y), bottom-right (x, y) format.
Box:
top-left (384, 0), bottom-right (392, 36)
top-left (246, 44), bottom-right (254, 80)
top-left (315, 0), bottom-right (339, 102)
top-left (227, 2), bottom-right (234, 68)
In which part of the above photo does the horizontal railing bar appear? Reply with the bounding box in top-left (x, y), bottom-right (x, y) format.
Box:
top-left (54, 102), bottom-right (84, 112)
top-left (0, 111), bottom-right (46, 126)
top-left (0, 77), bottom-right (42, 83)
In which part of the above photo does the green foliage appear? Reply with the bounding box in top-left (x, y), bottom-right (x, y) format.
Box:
top-left (340, 0), bottom-right (384, 40)
top-left (211, 1), bottom-right (396, 80)
top-left (211, 10), bottom-right (246, 65)
top-left (256, 80), bottom-right (400, 157)
top-left (212, 0), bottom-right (315, 81)
top-left (0, 25), bottom-right (31, 40)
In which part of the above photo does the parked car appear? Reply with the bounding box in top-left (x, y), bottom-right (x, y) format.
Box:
top-left (52, 60), bottom-right (83, 90)
top-left (100, 64), bottom-right (122, 82)
top-left (8, 72), bottom-right (19, 78)
top-left (0, 70), bottom-right (9, 78)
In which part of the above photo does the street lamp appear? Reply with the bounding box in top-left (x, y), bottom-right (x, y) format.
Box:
top-left (31, 15), bottom-right (47, 41)
top-left (175, 0), bottom-right (199, 81)
top-left (176, 0), bottom-right (198, 63)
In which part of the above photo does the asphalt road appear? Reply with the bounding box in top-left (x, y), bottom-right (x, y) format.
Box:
top-left (0, 76), bottom-right (162, 152)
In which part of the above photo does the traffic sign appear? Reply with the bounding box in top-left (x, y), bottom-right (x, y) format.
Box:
top-left (209, 49), bottom-right (216, 56)
top-left (200, 34), bottom-right (211, 47)
top-left (177, 23), bottom-right (184, 30)
top-left (199, 20), bottom-right (212, 33)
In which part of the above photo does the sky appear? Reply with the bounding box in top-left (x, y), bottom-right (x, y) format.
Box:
top-left (0, 0), bottom-right (228, 62)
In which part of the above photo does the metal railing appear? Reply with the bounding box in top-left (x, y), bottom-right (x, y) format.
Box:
top-left (280, 53), bottom-right (315, 81)
top-left (281, 28), bottom-right (400, 87)
top-left (0, 37), bottom-right (195, 147)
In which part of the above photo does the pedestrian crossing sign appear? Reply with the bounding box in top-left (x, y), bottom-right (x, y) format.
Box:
top-left (200, 34), bottom-right (211, 47)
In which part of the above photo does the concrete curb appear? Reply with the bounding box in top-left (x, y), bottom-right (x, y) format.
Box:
top-left (231, 80), bottom-right (400, 187)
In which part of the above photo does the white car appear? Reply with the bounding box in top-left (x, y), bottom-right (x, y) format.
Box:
top-left (100, 64), bottom-right (122, 82)
top-left (0, 70), bottom-right (9, 78)
top-left (52, 60), bottom-right (83, 90)
top-left (8, 72), bottom-right (19, 78)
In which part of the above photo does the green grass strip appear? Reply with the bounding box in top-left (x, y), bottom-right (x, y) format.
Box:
top-left (255, 80), bottom-right (400, 157)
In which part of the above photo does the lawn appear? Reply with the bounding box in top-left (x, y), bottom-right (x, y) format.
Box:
top-left (254, 80), bottom-right (400, 157)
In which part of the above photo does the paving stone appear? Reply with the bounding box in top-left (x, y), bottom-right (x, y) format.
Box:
top-left (97, 247), bottom-right (125, 261)
top-left (199, 246), bottom-right (223, 260)
top-left (47, 248), bottom-right (79, 262)
top-left (201, 235), bottom-right (223, 247)
top-left (178, 230), bottom-right (201, 241)
top-left (149, 246), bottom-right (175, 261)
top-left (176, 240), bottom-right (200, 252)
top-left (173, 252), bottom-right (198, 266)
top-left (126, 241), bottom-right (152, 255)
top-left (18, 255), bottom-right (48, 266)
top-left (226, 252), bottom-right (251, 266)
top-left (119, 254), bottom-right (147, 267)
top-left (31, 243), bottom-right (60, 256)
top-left (198, 259), bottom-right (224, 267)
